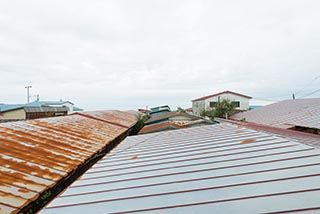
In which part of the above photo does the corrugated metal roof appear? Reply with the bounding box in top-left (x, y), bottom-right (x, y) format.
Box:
top-left (0, 110), bottom-right (136, 214)
top-left (219, 119), bottom-right (320, 149)
top-left (24, 106), bottom-right (69, 113)
top-left (231, 98), bottom-right (320, 129)
top-left (74, 110), bottom-right (138, 128)
top-left (0, 100), bottom-right (82, 113)
top-left (42, 123), bottom-right (320, 214)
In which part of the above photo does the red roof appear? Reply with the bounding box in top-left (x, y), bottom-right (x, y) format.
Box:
top-left (186, 107), bottom-right (193, 112)
top-left (192, 90), bottom-right (252, 102)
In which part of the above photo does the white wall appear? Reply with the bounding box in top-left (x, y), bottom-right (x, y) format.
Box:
top-left (192, 100), bottom-right (205, 116)
top-left (205, 93), bottom-right (250, 110)
top-left (0, 108), bottom-right (26, 120)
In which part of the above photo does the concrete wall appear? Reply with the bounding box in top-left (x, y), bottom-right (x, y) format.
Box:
top-left (0, 108), bottom-right (26, 120)
top-left (192, 100), bottom-right (206, 116)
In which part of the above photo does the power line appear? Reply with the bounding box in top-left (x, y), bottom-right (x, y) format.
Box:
top-left (298, 88), bottom-right (320, 98)
top-left (252, 97), bottom-right (279, 102)
top-left (295, 74), bottom-right (320, 95)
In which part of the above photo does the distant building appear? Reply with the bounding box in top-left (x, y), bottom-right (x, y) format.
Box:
top-left (249, 105), bottom-right (262, 110)
top-left (139, 111), bottom-right (212, 134)
top-left (192, 90), bottom-right (252, 116)
top-left (149, 105), bottom-right (171, 117)
top-left (185, 107), bottom-right (193, 113)
top-left (0, 100), bottom-right (83, 122)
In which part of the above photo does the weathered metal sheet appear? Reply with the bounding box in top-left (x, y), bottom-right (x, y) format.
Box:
top-left (0, 110), bottom-right (136, 213)
top-left (42, 123), bottom-right (320, 214)
top-left (231, 98), bottom-right (320, 129)
top-left (74, 110), bottom-right (138, 128)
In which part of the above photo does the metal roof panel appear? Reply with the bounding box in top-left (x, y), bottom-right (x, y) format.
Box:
top-left (42, 123), bottom-right (320, 214)
top-left (0, 110), bottom-right (136, 213)
top-left (231, 98), bottom-right (320, 129)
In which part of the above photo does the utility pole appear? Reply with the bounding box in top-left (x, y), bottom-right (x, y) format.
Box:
top-left (25, 85), bottom-right (32, 103)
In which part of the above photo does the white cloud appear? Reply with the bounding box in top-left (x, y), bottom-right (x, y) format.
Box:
top-left (0, 0), bottom-right (320, 110)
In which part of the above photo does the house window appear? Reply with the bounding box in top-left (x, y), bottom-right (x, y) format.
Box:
top-left (232, 101), bottom-right (240, 107)
top-left (209, 102), bottom-right (217, 107)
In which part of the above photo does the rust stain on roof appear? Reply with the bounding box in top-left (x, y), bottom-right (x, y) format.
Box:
top-left (74, 110), bottom-right (138, 128)
top-left (240, 139), bottom-right (257, 144)
top-left (0, 110), bottom-right (136, 213)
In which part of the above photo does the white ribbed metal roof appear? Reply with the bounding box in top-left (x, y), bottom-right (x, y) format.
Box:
top-left (42, 123), bottom-right (320, 214)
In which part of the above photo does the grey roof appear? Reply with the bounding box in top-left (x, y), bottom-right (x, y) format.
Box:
top-left (42, 123), bottom-right (320, 214)
top-left (24, 106), bottom-right (69, 113)
top-left (231, 98), bottom-right (320, 129)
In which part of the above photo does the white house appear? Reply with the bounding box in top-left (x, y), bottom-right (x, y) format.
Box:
top-left (192, 90), bottom-right (252, 116)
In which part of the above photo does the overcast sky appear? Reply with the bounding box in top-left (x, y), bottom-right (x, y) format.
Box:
top-left (0, 0), bottom-right (320, 110)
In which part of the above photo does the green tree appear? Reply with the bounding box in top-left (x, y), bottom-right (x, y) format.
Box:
top-left (213, 99), bottom-right (236, 119)
top-left (130, 113), bottom-right (149, 135)
top-left (200, 109), bottom-right (215, 120)
top-left (200, 99), bottom-right (237, 120)
top-left (177, 106), bottom-right (186, 113)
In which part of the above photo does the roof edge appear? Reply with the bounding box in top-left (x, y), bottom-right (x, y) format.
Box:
top-left (192, 90), bottom-right (252, 102)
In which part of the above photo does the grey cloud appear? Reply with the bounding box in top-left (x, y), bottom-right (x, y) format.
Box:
top-left (0, 0), bottom-right (320, 110)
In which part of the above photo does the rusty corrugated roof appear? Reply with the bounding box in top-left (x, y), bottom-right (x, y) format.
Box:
top-left (74, 110), bottom-right (138, 128)
top-left (0, 110), bottom-right (136, 214)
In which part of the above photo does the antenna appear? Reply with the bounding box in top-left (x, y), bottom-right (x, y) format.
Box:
top-left (34, 94), bottom-right (40, 101)
top-left (25, 86), bottom-right (32, 103)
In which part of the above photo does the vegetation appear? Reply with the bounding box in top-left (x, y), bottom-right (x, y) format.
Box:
top-left (200, 109), bottom-right (215, 120)
top-left (131, 113), bottom-right (149, 135)
top-left (201, 99), bottom-right (237, 120)
top-left (177, 106), bottom-right (186, 113)
top-left (239, 118), bottom-right (247, 122)
top-left (212, 99), bottom-right (237, 118)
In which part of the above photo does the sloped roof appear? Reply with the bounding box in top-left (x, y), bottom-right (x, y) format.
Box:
top-left (0, 100), bottom-right (79, 113)
top-left (0, 110), bottom-right (136, 214)
top-left (192, 90), bottom-right (252, 102)
top-left (24, 106), bottom-right (69, 113)
top-left (29, 101), bottom-right (74, 106)
top-left (218, 118), bottom-right (320, 149)
top-left (231, 98), bottom-right (320, 129)
top-left (150, 105), bottom-right (171, 112)
top-left (42, 123), bottom-right (320, 214)
top-left (146, 111), bottom-right (202, 125)
top-left (74, 110), bottom-right (138, 128)
top-left (138, 121), bottom-right (185, 134)
top-left (0, 104), bottom-right (24, 112)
